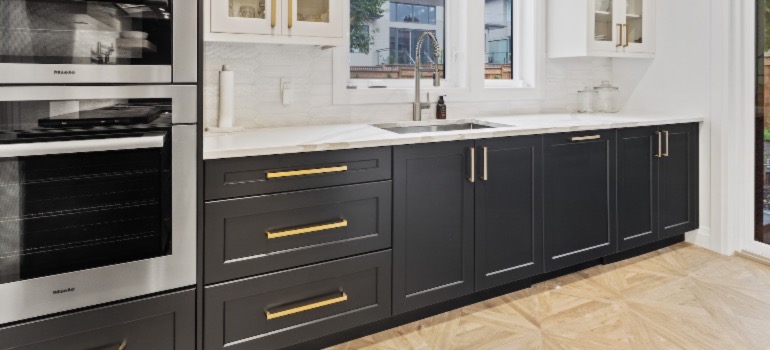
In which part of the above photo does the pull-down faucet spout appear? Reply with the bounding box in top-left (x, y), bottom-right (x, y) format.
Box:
top-left (413, 32), bottom-right (442, 121)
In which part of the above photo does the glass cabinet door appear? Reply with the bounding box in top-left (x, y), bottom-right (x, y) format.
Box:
top-left (211, 0), bottom-right (279, 35)
top-left (589, 0), bottom-right (620, 52)
top-left (622, 0), bottom-right (654, 53)
top-left (286, 0), bottom-right (342, 38)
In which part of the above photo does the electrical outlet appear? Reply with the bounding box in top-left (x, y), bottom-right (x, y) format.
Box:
top-left (281, 78), bottom-right (294, 105)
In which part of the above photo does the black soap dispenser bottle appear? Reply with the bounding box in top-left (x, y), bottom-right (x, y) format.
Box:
top-left (436, 95), bottom-right (447, 120)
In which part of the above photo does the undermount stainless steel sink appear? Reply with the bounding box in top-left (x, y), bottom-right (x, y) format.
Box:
top-left (376, 122), bottom-right (498, 134)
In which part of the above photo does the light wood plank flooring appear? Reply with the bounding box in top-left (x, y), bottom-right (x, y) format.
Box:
top-left (328, 243), bottom-right (770, 350)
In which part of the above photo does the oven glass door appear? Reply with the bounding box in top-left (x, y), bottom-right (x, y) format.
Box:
top-left (0, 132), bottom-right (171, 285)
top-left (0, 0), bottom-right (174, 83)
top-left (0, 0), bottom-right (172, 65)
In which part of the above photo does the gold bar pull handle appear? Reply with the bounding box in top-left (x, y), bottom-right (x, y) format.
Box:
top-left (571, 135), bottom-right (601, 142)
top-left (266, 165), bottom-right (348, 179)
top-left (663, 130), bottom-right (670, 157)
top-left (623, 24), bottom-right (629, 47)
top-left (656, 131), bottom-right (663, 158)
top-left (482, 147), bottom-right (488, 181)
top-left (288, 0), bottom-right (294, 29)
top-left (266, 219), bottom-right (348, 239)
top-left (118, 340), bottom-right (127, 350)
top-left (271, 0), bottom-right (277, 28)
top-left (266, 292), bottom-right (348, 320)
top-left (617, 24), bottom-right (623, 47)
top-left (469, 147), bottom-right (476, 183)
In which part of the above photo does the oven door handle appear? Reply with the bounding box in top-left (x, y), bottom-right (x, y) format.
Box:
top-left (0, 133), bottom-right (166, 158)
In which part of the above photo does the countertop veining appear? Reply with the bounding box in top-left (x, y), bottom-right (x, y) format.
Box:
top-left (203, 113), bottom-right (704, 160)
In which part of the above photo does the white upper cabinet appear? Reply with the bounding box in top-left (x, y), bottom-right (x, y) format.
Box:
top-left (548, 0), bottom-right (655, 58)
top-left (206, 0), bottom-right (347, 45)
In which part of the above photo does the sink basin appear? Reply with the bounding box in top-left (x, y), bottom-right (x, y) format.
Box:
top-left (376, 122), bottom-right (498, 134)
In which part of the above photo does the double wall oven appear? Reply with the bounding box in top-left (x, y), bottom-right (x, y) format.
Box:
top-left (0, 0), bottom-right (198, 326)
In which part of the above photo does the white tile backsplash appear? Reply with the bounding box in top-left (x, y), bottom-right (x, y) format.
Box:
top-left (204, 42), bottom-right (612, 129)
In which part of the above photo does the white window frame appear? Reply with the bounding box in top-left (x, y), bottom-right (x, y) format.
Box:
top-left (333, 0), bottom-right (544, 105)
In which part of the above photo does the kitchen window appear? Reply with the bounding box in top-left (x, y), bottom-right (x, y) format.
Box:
top-left (349, 0), bottom-right (446, 82)
top-left (335, 0), bottom-right (544, 104)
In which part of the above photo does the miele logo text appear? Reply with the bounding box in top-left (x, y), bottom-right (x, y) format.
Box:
top-left (53, 288), bottom-right (75, 295)
top-left (53, 70), bottom-right (76, 75)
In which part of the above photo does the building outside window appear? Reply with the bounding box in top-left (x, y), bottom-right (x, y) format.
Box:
top-left (484, 0), bottom-right (514, 79)
top-left (350, 0), bottom-right (445, 80)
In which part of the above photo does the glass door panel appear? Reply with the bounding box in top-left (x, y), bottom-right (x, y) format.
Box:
top-left (0, 0), bottom-right (172, 66)
top-left (286, 0), bottom-right (341, 38)
top-left (594, 0), bottom-right (613, 43)
top-left (623, 0), bottom-right (654, 53)
top-left (626, 0), bottom-right (643, 45)
top-left (296, 0), bottom-right (329, 23)
top-left (756, 0), bottom-right (770, 245)
top-left (212, 0), bottom-right (278, 35)
top-left (589, 0), bottom-right (618, 52)
top-left (229, 0), bottom-right (266, 19)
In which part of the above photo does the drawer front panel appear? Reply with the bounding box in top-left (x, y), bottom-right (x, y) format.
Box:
top-left (0, 289), bottom-right (194, 350)
top-left (205, 182), bottom-right (392, 283)
top-left (205, 148), bottom-right (392, 200)
top-left (204, 251), bottom-right (391, 350)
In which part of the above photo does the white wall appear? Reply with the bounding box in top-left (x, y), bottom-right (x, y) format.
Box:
top-left (203, 42), bottom-right (611, 128)
top-left (612, 0), bottom-right (714, 251)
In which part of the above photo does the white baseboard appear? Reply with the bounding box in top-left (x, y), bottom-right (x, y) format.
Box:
top-left (735, 250), bottom-right (770, 266)
top-left (686, 226), bottom-right (711, 249)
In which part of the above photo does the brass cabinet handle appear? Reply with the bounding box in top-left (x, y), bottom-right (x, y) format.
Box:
top-left (288, 0), bottom-right (293, 28)
top-left (482, 147), bottom-right (488, 181)
top-left (118, 340), bottom-right (127, 350)
top-left (663, 130), bottom-right (670, 157)
top-left (623, 24), bottom-right (629, 47)
top-left (571, 135), bottom-right (601, 142)
top-left (617, 24), bottom-right (623, 47)
top-left (656, 131), bottom-right (663, 158)
top-left (271, 0), bottom-right (277, 28)
top-left (469, 147), bottom-right (476, 183)
top-left (266, 165), bottom-right (348, 179)
top-left (266, 292), bottom-right (348, 320)
top-left (266, 219), bottom-right (348, 239)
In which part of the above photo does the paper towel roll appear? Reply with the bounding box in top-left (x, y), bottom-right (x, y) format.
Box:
top-left (218, 65), bottom-right (234, 129)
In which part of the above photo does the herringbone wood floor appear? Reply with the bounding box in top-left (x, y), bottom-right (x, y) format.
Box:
top-left (328, 243), bottom-right (770, 350)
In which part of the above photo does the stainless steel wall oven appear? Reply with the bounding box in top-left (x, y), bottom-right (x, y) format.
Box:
top-left (0, 85), bottom-right (196, 324)
top-left (0, 0), bottom-right (196, 84)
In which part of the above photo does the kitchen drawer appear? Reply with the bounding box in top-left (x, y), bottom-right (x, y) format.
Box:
top-left (204, 250), bottom-right (391, 350)
top-left (205, 148), bottom-right (392, 200)
top-left (0, 289), bottom-right (194, 350)
top-left (204, 181), bottom-right (392, 284)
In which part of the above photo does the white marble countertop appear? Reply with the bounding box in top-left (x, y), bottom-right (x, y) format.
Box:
top-left (203, 113), bottom-right (704, 160)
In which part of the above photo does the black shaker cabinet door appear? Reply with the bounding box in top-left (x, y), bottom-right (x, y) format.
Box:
top-left (543, 131), bottom-right (616, 272)
top-left (474, 136), bottom-right (543, 291)
top-left (392, 141), bottom-right (475, 314)
top-left (659, 123), bottom-right (700, 238)
top-left (616, 127), bottom-right (660, 251)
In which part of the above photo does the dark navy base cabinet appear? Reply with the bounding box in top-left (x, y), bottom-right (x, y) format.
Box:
top-left (199, 123), bottom-right (700, 350)
top-left (392, 141), bottom-right (476, 315)
top-left (474, 136), bottom-right (543, 291)
top-left (616, 124), bottom-right (700, 252)
top-left (543, 130), bottom-right (617, 272)
top-left (617, 126), bottom-right (660, 251)
top-left (659, 123), bottom-right (700, 238)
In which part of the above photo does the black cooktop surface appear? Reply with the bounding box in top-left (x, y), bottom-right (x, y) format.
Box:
top-left (0, 114), bottom-right (173, 144)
